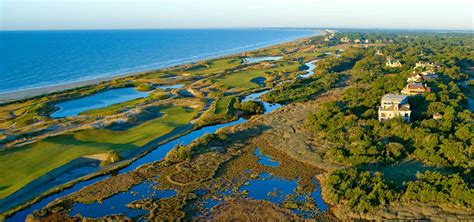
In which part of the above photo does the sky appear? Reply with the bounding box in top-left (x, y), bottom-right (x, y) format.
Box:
top-left (1, 0), bottom-right (473, 30)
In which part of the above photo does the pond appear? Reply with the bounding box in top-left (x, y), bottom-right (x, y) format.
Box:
top-left (198, 149), bottom-right (327, 218)
top-left (156, 84), bottom-right (184, 90)
top-left (69, 181), bottom-right (176, 219)
top-left (254, 148), bottom-right (280, 167)
top-left (244, 56), bottom-right (282, 64)
top-left (239, 148), bottom-right (327, 216)
top-left (50, 84), bottom-right (185, 118)
top-left (50, 87), bottom-right (150, 118)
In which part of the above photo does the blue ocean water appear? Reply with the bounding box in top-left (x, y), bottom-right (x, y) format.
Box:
top-left (0, 29), bottom-right (317, 94)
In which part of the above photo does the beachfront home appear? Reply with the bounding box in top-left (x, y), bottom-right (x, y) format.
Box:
top-left (340, 37), bottom-right (350, 43)
top-left (401, 83), bottom-right (431, 96)
top-left (354, 39), bottom-right (361, 44)
top-left (420, 71), bottom-right (438, 80)
top-left (407, 73), bottom-right (423, 83)
top-left (433, 113), bottom-right (443, 120)
top-left (415, 61), bottom-right (435, 69)
top-left (386, 58), bottom-right (402, 68)
top-left (407, 71), bottom-right (438, 83)
top-left (378, 94), bottom-right (411, 122)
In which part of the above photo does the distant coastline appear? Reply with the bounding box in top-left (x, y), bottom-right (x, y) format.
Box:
top-left (0, 29), bottom-right (320, 104)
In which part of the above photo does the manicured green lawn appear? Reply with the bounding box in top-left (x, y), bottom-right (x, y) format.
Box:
top-left (215, 70), bottom-right (264, 89)
top-left (215, 62), bottom-right (301, 90)
top-left (190, 58), bottom-right (242, 76)
top-left (213, 97), bottom-right (233, 115)
top-left (75, 106), bottom-right (196, 147)
top-left (0, 106), bottom-right (198, 199)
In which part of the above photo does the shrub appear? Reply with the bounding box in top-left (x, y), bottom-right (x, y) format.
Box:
top-left (234, 100), bottom-right (265, 114)
top-left (403, 171), bottom-right (474, 208)
top-left (327, 168), bottom-right (398, 212)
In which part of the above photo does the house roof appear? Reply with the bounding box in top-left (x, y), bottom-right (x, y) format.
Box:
top-left (380, 104), bottom-right (411, 112)
top-left (405, 83), bottom-right (431, 92)
top-left (382, 94), bottom-right (408, 101)
top-left (407, 83), bottom-right (425, 89)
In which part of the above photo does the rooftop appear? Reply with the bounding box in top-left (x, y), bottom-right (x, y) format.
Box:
top-left (382, 94), bottom-right (408, 101)
top-left (407, 83), bottom-right (425, 89)
top-left (380, 104), bottom-right (411, 112)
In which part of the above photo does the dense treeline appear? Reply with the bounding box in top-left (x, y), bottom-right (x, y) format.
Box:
top-left (327, 168), bottom-right (397, 213)
top-left (403, 171), bottom-right (473, 208)
top-left (305, 33), bottom-right (474, 213)
top-left (233, 100), bottom-right (265, 114)
top-left (262, 74), bottom-right (341, 104)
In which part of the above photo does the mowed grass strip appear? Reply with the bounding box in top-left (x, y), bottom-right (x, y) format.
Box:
top-left (215, 61), bottom-right (301, 90)
top-left (213, 97), bottom-right (232, 115)
top-left (189, 58), bottom-right (242, 76)
top-left (0, 106), bottom-right (198, 199)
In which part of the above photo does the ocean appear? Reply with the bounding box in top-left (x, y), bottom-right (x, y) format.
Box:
top-left (0, 29), bottom-right (317, 94)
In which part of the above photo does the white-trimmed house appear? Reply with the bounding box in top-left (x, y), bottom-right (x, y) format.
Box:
top-left (386, 58), bottom-right (402, 68)
top-left (401, 83), bottom-right (431, 96)
top-left (340, 36), bottom-right (351, 43)
top-left (378, 94), bottom-right (411, 122)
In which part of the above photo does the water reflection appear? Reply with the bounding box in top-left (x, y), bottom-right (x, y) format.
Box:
top-left (51, 87), bottom-right (149, 118)
top-left (69, 181), bottom-right (176, 219)
top-left (244, 56), bottom-right (282, 64)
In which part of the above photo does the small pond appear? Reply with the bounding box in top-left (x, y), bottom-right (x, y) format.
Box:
top-left (50, 84), bottom-right (185, 118)
top-left (244, 56), bottom-right (282, 64)
top-left (50, 87), bottom-right (150, 118)
top-left (254, 148), bottom-right (280, 167)
top-left (156, 84), bottom-right (184, 90)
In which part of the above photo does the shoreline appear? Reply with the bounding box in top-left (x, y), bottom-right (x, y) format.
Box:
top-left (0, 30), bottom-right (322, 104)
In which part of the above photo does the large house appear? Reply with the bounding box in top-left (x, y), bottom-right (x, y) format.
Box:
top-left (340, 36), bottom-right (351, 43)
top-left (401, 83), bottom-right (431, 96)
top-left (407, 73), bottom-right (423, 83)
top-left (386, 58), bottom-right (402, 67)
top-left (378, 94), bottom-right (411, 122)
top-left (415, 61), bottom-right (436, 69)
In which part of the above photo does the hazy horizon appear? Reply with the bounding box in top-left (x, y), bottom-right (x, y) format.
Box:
top-left (1, 0), bottom-right (473, 31)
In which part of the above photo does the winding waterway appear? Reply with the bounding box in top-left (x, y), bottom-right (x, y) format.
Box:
top-left (6, 60), bottom-right (322, 221)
